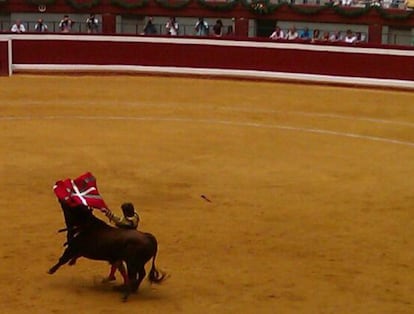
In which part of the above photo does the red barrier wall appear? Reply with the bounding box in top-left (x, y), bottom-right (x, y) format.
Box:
top-left (0, 39), bottom-right (10, 76)
top-left (4, 34), bottom-right (414, 88)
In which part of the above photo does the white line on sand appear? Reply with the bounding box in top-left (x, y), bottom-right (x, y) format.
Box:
top-left (1, 115), bottom-right (414, 148)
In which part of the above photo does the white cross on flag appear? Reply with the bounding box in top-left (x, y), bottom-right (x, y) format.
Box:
top-left (53, 172), bottom-right (108, 210)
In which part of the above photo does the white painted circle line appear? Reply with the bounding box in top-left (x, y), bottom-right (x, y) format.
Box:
top-left (218, 107), bottom-right (414, 128)
top-left (1, 115), bottom-right (414, 148)
top-left (3, 100), bottom-right (414, 128)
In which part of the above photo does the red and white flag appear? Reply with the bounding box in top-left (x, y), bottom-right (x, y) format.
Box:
top-left (53, 172), bottom-right (108, 210)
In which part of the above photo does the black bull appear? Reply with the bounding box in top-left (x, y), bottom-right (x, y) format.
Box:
top-left (48, 202), bottom-right (166, 300)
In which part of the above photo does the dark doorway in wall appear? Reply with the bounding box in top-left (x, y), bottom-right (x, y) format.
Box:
top-left (256, 19), bottom-right (277, 38)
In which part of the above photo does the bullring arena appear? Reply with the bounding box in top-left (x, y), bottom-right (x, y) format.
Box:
top-left (1, 74), bottom-right (413, 314)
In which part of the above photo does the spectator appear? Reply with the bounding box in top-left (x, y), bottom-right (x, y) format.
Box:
top-left (213, 19), bottom-right (223, 37)
top-left (311, 29), bottom-right (321, 42)
top-left (355, 32), bottom-right (366, 43)
top-left (34, 18), bottom-right (48, 32)
top-left (321, 31), bottom-right (330, 41)
top-left (165, 17), bottom-right (179, 36)
top-left (285, 26), bottom-right (299, 40)
top-left (86, 13), bottom-right (98, 34)
top-left (195, 17), bottom-right (209, 36)
top-left (329, 31), bottom-right (341, 42)
top-left (382, 0), bottom-right (392, 7)
top-left (143, 17), bottom-right (157, 35)
top-left (59, 15), bottom-right (74, 33)
top-left (300, 27), bottom-right (311, 40)
top-left (10, 19), bottom-right (26, 33)
top-left (344, 29), bottom-right (357, 43)
top-left (390, 0), bottom-right (400, 7)
top-left (269, 25), bottom-right (284, 40)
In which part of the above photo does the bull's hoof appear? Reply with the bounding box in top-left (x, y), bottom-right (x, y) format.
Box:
top-left (47, 269), bottom-right (55, 275)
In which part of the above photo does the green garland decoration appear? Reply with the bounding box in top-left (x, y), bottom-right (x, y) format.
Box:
top-left (26, 0), bottom-right (56, 5)
top-left (196, 0), bottom-right (238, 12)
top-left (332, 4), bottom-right (372, 18)
top-left (154, 0), bottom-right (193, 10)
top-left (375, 6), bottom-right (414, 20)
top-left (111, 0), bottom-right (149, 9)
top-left (65, 0), bottom-right (100, 9)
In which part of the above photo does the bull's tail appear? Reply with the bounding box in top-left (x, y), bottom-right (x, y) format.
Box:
top-left (145, 233), bottom-right (167, 284)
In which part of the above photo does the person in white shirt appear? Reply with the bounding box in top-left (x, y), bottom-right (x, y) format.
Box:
top-left (86, 13), bottom-right (99, 33)
top-left (59, 15), bottom-right (74, 33)
top-left (269, 26), bottom-right (284, 40)
top-left (34, 18), bottom-right (48, 32)
top-left (344, 29), bottom-right (357, 43)
top-left (285, 26), bottom-right (299, 40)
top-left (11, 20), bottom-right (26, 33)
top-left (195, 17), bottom-right (209, 36)
top-left (329, 31), bottom-right (341, 42)
top-left (165, 17), bottom-right (179, 36)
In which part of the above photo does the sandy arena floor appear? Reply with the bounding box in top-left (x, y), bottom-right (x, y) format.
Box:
top-left (0, 75), bottom-right (413, 314)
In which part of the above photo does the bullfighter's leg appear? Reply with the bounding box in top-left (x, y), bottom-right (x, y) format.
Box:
top-left (102, 261), bottom-right (129, 285)
top-left (118, 262), bottom-right (129, 285)
top-left (102, 263), bottom-right (117, 282)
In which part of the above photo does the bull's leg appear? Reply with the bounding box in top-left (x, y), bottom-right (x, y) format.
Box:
top-left (122, 261), bottom-right (137, 302)
top-left (68, 255), bottom-right (80, 266)
top-left (48, 247), bottom-right (76, 274)
top-left (133, 266), bottom-right (146, 293)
